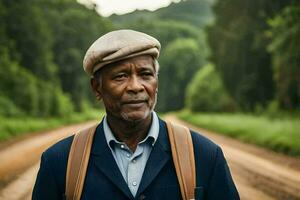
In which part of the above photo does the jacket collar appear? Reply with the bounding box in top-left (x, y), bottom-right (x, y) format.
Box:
top-left (90, 118), bottom-right (171, 198)
top-left (91, 117), bottom-right (170, 156)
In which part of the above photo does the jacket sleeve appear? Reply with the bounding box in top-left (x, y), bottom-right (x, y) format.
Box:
top-left (205, 146), bottom-right (240, 200)
top-left (32, 153), bottom-right (64, 200)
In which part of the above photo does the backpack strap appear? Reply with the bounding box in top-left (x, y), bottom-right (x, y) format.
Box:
top-left (65, 124), bottom-right (97, 200)
top-left (166, 121), bottom-right (196, 200)
top-left (65, 121), bottom-right (196, 200)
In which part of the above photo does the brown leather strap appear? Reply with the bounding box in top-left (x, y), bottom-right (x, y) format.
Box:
top-left (65, 124), bottom-right (97, 200)
top-left (65, 121), bottom-right (195, 200)
top-left (166, 121), bottom-right (196, 200)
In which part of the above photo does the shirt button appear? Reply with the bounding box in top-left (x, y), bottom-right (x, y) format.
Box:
top-left (120, 144), bottom-right (125, 149)
top-left (132, 181), bottom-right (137, 186)
top-left (132, 159), bottom-right (136, 163)
top-left (126, 153), bottom-right (131, 158)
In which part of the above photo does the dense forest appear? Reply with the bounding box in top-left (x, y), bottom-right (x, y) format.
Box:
top-left (0, 0), bottom-right (113, 117)
top-left (0, 0), bottom-right (299, 118)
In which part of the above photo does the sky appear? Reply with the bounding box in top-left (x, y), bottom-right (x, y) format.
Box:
top-left (78, 0), bottom-right (180, 17)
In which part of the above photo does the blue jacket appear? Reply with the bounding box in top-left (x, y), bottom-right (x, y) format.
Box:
top-left (32, 118), bottom-right (239, 200)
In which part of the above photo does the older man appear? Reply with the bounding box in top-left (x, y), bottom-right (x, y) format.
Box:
top-left (32, 30), bottom-right (239, 200)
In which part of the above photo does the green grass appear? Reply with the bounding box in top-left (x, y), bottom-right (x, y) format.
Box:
top-left (178, 110), bottom-right (300, 155)
top-left (0, 110), bottom-right (105, 142)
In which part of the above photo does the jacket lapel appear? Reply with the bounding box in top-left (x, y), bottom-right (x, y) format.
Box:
top-left (91, 122), bottom-right (134, 199)
top-left (136, 119), bottom-right (171, 197)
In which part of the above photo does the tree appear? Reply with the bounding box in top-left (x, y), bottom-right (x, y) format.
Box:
top-left (0, 51), bottom-right (39, 115)
top-left (157, 38), bottom-right (206, 111)
top-left (186, 64), bottom-right (235, 112)
top-left (268, 5), bottom-right (300, 109)
top-left (207, 0), bottom-right (298, 110)
top-left (3, 0), bottom-right (57, 81)
top-left (0, 0), bottom-right (76, 117)
top-left (41, 0), bottom-right (113, 111)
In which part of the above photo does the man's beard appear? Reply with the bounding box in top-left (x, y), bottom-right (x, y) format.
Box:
top-left (120, 93), bottom-right (157, 123)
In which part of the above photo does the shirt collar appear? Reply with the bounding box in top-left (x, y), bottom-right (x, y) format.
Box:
top-left (103, 112), bottom-right (160, 149)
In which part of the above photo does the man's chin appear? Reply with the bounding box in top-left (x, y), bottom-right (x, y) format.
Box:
top-left (120, 110), bottom-right (151, 123)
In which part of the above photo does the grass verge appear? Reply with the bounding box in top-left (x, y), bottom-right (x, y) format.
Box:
top-left (178, 110), bottom-right (300, 156)
top-left (0, 110), bottom-right (105, 142)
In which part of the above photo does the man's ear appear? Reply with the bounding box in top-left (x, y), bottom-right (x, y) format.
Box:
top-left (91, 78), bottom-right (102, 101)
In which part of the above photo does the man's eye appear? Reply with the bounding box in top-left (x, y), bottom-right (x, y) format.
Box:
top-left (141, 72), bottom-right (154, 77)
top-left (114, 74), bottom-right (127, 80)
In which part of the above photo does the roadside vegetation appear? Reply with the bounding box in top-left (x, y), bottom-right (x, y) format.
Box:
top-left (178, 110), bottom-right (300, 155)
top-left (1, 0), bottom-right (299, 156)
top-left (0, 1), bottom-right (109, 143)
top-left (0, 110), bottom-right (104, 142)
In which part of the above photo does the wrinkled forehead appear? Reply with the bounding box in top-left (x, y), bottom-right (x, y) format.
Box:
top-left (94, 55), bottom-right (155, 76)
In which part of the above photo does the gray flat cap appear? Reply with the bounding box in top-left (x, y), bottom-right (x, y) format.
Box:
top-left (83, 29), bottom-right (161, 76)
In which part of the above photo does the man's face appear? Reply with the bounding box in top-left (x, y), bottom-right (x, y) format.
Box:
top-left (92, 55), bottom-right (158, 122)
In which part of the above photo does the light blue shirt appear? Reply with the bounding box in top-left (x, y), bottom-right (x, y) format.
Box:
top-left (103, 112), bottom-right (159, 197)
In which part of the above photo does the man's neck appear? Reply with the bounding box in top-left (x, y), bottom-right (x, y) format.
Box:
top-left (106, 113), bottom-right (152, 152)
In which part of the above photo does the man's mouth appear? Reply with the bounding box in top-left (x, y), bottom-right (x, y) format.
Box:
top-left (122, 100), bottom-right (147, 105)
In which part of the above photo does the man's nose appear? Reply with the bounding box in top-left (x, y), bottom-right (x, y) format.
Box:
top-left (127, 76), bottom-right (144, 93)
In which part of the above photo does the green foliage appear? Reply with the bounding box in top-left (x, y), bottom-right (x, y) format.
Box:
top-left (268, 5), bottom-right (300, 110)
top-left (0, 50), bottom-right (74, 117)
top-left (0, 0), bottom-right (113, 118)
top-left (206, 0), bottom-right (298, 110)
top-left (0, 51), bottom-right (39, 115)
top-left (186, 64), bottom-right (235, 112)
top-left (51, 88), bottom-right (74, 117)
top-left (0, 96), bottom-right (22, 116)
top-left (36, 82), bottom-right (74, 117)
top-left (41, 0), bottom-right (113, 111)
top-left (1, 0), bottom-right (297, 122)
top-left (3, 0), bottom-right (57, 81)
top-left (178, 110), bottom-right (300, 155)
top-left (157, 38), bottom-right (206, 111)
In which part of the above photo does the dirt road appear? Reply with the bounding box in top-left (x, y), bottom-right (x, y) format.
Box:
top-left (0, 116), bottom-right (300, 200)
top-left (166, 115), bottom-right (300, 200)
top-left (0, 121), bottom-right (97, 200)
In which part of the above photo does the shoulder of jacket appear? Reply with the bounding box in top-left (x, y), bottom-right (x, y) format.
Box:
top-left (43, 134), bottom-right (75, 160)
top-left (190, 129), bottom-right (219, 147)
top-left (190, 129), bottom-right (221, 157)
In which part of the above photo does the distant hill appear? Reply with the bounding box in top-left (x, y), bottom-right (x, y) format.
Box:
top-left (110, 0), bottom-right (215, 28)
